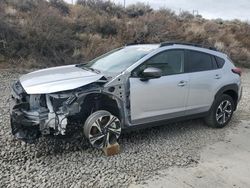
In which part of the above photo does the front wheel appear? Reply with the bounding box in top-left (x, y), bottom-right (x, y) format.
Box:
top-left (205, 94), bottom-right (235, 128)
top-left (83, 110), bottom-right (121, 149)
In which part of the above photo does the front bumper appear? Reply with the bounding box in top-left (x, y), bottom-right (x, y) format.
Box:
top-left (10, 94), bottom-right (49, 143)
top-left (10, 104), bottom-right (44, 143)
top-left (10, 81), bottom-right (40, 142)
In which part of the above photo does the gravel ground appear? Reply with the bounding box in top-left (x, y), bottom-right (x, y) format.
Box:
top-left (0, 69), bottom-right (248, 188)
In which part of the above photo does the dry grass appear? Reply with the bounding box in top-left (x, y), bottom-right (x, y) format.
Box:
top-left (0, 0), bottom-right (250, 68)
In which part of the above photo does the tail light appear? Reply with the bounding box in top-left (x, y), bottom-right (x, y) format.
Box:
top-left (232, 68), bottom-right (242, 76)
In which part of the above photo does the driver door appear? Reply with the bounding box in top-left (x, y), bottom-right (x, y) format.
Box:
top-left (129, 49), bottom-right (189, 124)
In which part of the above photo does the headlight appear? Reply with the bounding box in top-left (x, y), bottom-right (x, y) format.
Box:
top-left (12, 80), bottom-right (25, 95)
top-left (11, 80), bottom-right (27, 101)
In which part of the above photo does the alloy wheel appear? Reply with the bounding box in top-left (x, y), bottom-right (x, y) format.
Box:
top-left (87, 114), bottom-right (121, 149)
top-left (216, 100), bottom-right (232, 125)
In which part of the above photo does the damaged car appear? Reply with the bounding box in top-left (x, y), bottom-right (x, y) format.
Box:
top-left (10, 42), bottom-right (242, 149)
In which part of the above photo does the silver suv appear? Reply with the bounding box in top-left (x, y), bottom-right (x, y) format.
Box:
top-left (10, 42), bottom-right (242, 149)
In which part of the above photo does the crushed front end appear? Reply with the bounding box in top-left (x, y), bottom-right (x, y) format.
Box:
top-left (10, 81), bottom-right (41, 142)
top-left (10, 81), bottom-right (78, 143)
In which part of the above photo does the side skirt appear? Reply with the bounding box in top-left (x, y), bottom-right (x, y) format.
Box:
top-left (122, 112), bottom-right (209, 132)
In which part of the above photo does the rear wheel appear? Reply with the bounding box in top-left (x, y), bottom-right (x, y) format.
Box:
top-left (84, 110), bottom-right (121, 149)
top-left (205, 94), bottom-right (234, 128)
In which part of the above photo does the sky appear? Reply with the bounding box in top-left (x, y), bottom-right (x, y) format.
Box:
top-left (65, 0), bottom-right (250, 21)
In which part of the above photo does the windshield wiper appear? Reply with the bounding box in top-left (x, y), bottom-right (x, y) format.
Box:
top-left (76, 64), bottom-right (101, 74)
top-left (87, 67), bottom-right (101, 74)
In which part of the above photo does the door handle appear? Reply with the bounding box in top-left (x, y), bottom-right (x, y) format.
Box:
top-left (178, 80), bottom-right (187, 87)
top-left (215, 74), bottom-right (222, 79)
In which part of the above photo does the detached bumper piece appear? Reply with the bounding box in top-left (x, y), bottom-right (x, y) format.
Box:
top-left (10, 103), bottom-right (49, 143)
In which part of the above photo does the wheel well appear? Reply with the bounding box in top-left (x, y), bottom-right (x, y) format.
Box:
top-left (80, 93), bottom-right (121, 123)
top-left (223, 90), bottom-right (238, 110)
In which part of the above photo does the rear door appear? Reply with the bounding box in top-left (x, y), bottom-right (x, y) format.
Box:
top-left (185, 50), bottom-right (223, 115)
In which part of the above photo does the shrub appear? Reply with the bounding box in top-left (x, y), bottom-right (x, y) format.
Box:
top-left (96, 17), bottom-right (118, 36)
top-left (126, 2), bottom-right (152, 18)
top-left (214, 41), bottom-right (225, 51)
top-left (0, 20), bottom-right (21, 58)
top-left (23, 3), bottom-right (78, 65)
top-left (179, 11), bottom-right (194, 20)
top-left (49, 0), bottom-right (70, 15)
top-left (77, 0), bottom-right (123, 16)
top-left (204, 21), bottom-right (219, 34)
top-left (5, 0), bottom-right (38, 12)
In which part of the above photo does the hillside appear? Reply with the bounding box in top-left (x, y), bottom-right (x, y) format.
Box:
top-left (0, 0), bottom-right (250, 68)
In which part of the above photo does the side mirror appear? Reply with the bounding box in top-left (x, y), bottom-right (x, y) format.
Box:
top-left (140, 67), bottom-right (162, 81)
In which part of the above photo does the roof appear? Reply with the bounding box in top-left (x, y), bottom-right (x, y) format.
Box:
top-left (126, 41), bottom-right (218, 52)
top-left (125, 42), bottom-right (227, 58)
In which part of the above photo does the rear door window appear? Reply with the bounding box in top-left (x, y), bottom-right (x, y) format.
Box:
top-left (187, 50), bottom-right (214, 72)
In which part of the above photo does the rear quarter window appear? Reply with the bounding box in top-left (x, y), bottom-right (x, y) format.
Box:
top-left (215, 56), bottom-right (225, 68)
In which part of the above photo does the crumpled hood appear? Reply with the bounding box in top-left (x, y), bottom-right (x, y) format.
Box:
top-left (20, 65), bottom-right (104, 94)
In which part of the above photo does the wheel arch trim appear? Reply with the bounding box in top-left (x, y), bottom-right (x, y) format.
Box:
top-left (214, 84), bottom-right (239, 110)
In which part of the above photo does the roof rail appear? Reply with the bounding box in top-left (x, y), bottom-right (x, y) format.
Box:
top-left (125, 42), bottom-right (138, 46)
top-left (125, 42), bottom-right (147, 46)
top-left (160, 41), bottom-right (218, 51)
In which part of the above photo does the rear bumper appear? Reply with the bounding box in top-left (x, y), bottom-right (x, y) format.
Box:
top-left (238, 86), bottom-right (243, 102)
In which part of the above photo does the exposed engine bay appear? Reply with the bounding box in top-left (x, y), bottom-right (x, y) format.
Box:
top-left (10, 75), bottom-right (127, 143)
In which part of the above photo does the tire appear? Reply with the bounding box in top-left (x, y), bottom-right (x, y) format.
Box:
top-left (83, 110), bottom-right (121, 149)
top-left (205, 94), bottom-right (235, 128)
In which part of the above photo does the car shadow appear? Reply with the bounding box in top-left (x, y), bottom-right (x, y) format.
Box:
top-left (32, 118), bottom-right (208, 157)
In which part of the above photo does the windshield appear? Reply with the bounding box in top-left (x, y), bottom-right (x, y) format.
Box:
top-left (82, 46), bottom-right (157, 74)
